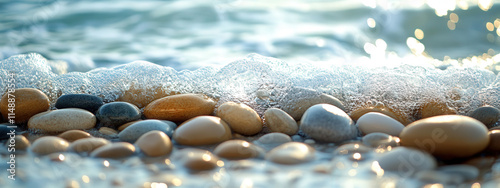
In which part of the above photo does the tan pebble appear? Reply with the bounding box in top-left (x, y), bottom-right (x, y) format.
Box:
top-left (217, 102), bottom-right (262, 135)
top-left (117, 83), bottom-right (179, 108)
top-left (31, 136), bottom-right (70, 155)
top-left (486, 130), bottom-right (500, 152)
top-left (376, 147), bottom-right (436, 177)
top-left (0, 88), bottom-right (50, 123)
top-left (280, 88), bottom-right (345, 120)
top-left (257, 132), bottom-right (292, 144)
top-left (362, 132), bottom-right (399, 148)
top-left (419, 100), bottom-right (457, 119)
top-left (415, 170), bottom-right (464, 184)
top-left (28, 108), bottom-right (96, 133)
top-left (400, 115), bottom-right (489, 159)
top-left (313, 165), bottom-right (332, 174)
top-left (58, 130), bottom-right (92, 142)
top-left (213, 140), bottom-right (265, 160)
top-left (69, 137), bottom-right (110, 153)
top-left (264, 108), bottom-right (298, 136)
top-left (144, 93), bottom-right (216, 122)
top-left (173, 116), bottom-right (232, 146)
top-left (356, 112), bottom-right (405, 136)
top-left (135, 130), bottom-right (172, 157)
top-left (99, 127), bottom-right (118, 136)
top-left (7, 135), bottom-right (30, 150)
top-left (90, 142), bottom-right (135, 158)
top-left (118, 120), bottom-right (142, 131)
top-left (437, 164), bottom-right (479, 181)
top-left (232, 133), bottom-right (246, 139)
top-left (350, 104), bottom-right (411, 125)
top-left (266, 142), bottom-right (315, 164)
top-left (172, 148), bottom-right (222, 171)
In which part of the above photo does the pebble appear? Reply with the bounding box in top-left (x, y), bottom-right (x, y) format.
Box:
top-left (135, 130), bottom-right (172, 157)
top-left (266, 142), bottom-right (315, 164)
top-left (376, 147), bottom-right (437, 177)
top-left (28, 108), bottom-right (97, 133)
top-left (264, 108), bottom-right (298, 135)
top-left (96, 102), bottom-right (141, 128)
top-left (58, 130), bottom-right (92, 142)
top-left (0, 124), bottom-right (15, 140)
top-left (257, 132), bottom-right (292, 144)
top-left (420, 100), bottom-right (457, 119)
top-left (350, 103), bottom-right (410, 125)
top-left (300, 104), bottom-right (357, 143)
top-left (144, 93), bottom-right (216, 122)
top-left (99, 127), bottom-right (118, 136)
top-left (172, 148), bottom-right (222, 171)
top-left (414, 170), bottom-right (464, 184)
top-left (356, 112), bottom-right (405, 136)
top-left (90, 142), bottom-right (136, 158)
top-left (55, 94), bottom-right (104, 113)
top-left (117, 83), bottom-right (178, 108)
top-left (30, 136), bottom-right (70, 155)
top-left (486, 130), bottom-right (500, 152)
top-left (362, 132), bottom-right (399, 148)
top-left (118, 120), bottom-right (176, 142)
top-left (117, 120), bottom-right (142, 131)
top-left (217, 102), bottom-right (263, 135)
top-left (279, 88), bottom-right (345, 120)
top-left (0, 88), bottom-right (50, 123)
top-left (469, 106), bottom-right (500, 128)
top-left (399, 115), bottom-right (489, 159)
top-left (463, 156), bottom-right (496, 170)
top-left (334, 143), bottom-right (372, 155)
top-left (69, 137), bottom-right (110, 153)
top-left (173, 116), bottom-right (232, 146)
top-left (7, 135), bottom-right (30, 150)
top-left (213, 140), bottom-right (265, 160)
top-left (437, 164), bottom-right (479, 181)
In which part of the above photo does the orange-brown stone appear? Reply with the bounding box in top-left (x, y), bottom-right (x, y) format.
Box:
top-left (0, 88), bottom-right (50, 123)
top-left (144, 94), bottom-right (216, 122)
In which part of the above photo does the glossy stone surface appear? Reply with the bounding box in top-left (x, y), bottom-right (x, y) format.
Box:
top-left (217, 102), bottom-right (262, 135)
top-left (118, 120), bottom-right (176, 142)
top-left (31, 136), bottom-right (70, 155)
top-left (173, 116), bottom-right (232, 146)
top-left (300, 104), bottom-right (357, 143)
top-left (213, 140), bottom-right (264, 160)
top-left (357, 112), bottom-right (405, 136)
top-left (266, 142), bottom-right (315, 165)
top-left (96, 102), bottom-right (141, 128)
top-left (90, 142), bottom-right (136, 158)
top-left (58, 130), bottom-right (92, 142)
top-left (135, 130), bottom-right (173, 157)
top-left (0, 88), bottom-right (50, 123)
top-left (28, 108), bottom-right (97, 133)
top-left (469, 106), bottom-right (500, 128)
top-left (264, 108), bottom-right (298, 135)
top-left (144, 93), bottom-right (216, 122)
top-left (55, 94), bottom-right (104, 113)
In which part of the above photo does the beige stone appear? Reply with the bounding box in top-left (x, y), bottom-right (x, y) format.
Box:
top-left (144, 93), bottom-right (216, 122)
top-left (350, 103), bottom-right (411, 125)
top-left (58, 130), bottom-right (92, 142)
top-left (135, 131), bottom-right (172, 157)
top-left (0, 88), bottom-right (50, 123)
top-left (172, 148), bottom-right (222, 171)
top-left (217, 102), bottom-right (262, 135)
top-left (486, 130), bottom-right (500, 152)
top-left (264, 108), bottom-right (298, 135)
top-left (173, 116), bottom-right (232, 146)
top-left (362, 132), bottom-right (400, 148)
top-left (90, 142), bottom-right (136, 158)
top-left (356, 112), bottom-right (405, 136)
top-left (69, 137), bottom-right (110, 153)
top-left (7, 135), bottom-right (30, 150)
top-left (117, 83), bottom-right (179, 108)
top-left (420, 100), bottom-right (457, 119)
top-left (31, 136), bottom-right (70, 155)
top-left (257, 132), bottom-right (292, 144)
top-left (99, 127), bottom-right (118, 136)
top-left (28, 108), bottom-right (96, 133)
top-left (213, 140), bottom-right (264, 160)
top-left (266, 142), bottom-right (315, 164)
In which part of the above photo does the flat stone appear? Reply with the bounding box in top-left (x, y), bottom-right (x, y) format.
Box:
top-left (96, 102), bottom-right (141, 128)
top-left (99, 127), bottom-right (118, 136)
top-left (357, 112), bottom-right (405, 136)
top-left (173, 116), bottom-right (232, 146)
top-left (213, 140), bottom-right (265, 160)
top-left (55, 94), bottom-right (104, 113)
top-left (144, 93), bottom-right (216, 122)
top-left (217, 102), bottom-right (262, 135)
top-left (399, 115), bottom-right (489, 159)
top-left (264, 108), bottom-right (298, 136)
top-left (486, 130), bottom-right (500, 152)
top-left (118, 120), bottom-right (176, 142)
top-left (0, 88), bottom-right (50, 123)
top-left (469, 106), bottom-right (500, 128)
top-left (69, 137), bottom-right (110, 153)
top-left (420, 100), bottom-right (457, 119)
top-left (266, 142), bottom-right (315, 165)
top-left (90, 142), bottom-right (136, 158)
top-left (437, 164), bottom-right (479, 181)
top-left (257, 132), bottom-right (292, 145)
top-left (31, 136), bottom-right (70, 155)
top-left (362, 132), bottom-right (400, 148)
top-left (300, 104), bottom-right (357, 143)
top-left (172, 148), bottom-right (222, 171)
top-left (278, 87), bottom-right (345, 120)
top-left (135, 130), bottom-right (173, 157)
top-left (58, 130), bottom-right (92, 142)
top-left (28, 108), bottom-right (97, 133)
top-left (0, 124), bottom-right (15, 140)
top-left (376, 147), bottom-right (437, 177)
top-left (350, 103), bottom-right (411, 125)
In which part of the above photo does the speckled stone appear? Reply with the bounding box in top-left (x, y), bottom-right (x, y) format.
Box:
top-left (278, 88), bottom-right (345, 120)
top-left (28, 108), bottom-right (97, 133)
top-left (257, 132), bottom-right (292, 145)
top-left (437, 164), bottom-right (479, 181)
top-left (31, 136), bottom-right (70, 155)
top-left (469, 106), bottom-right (500, 128)
top-left (486, 130), bottom-right (500, 152)
top-left (55, 94), bottom-right (104, 113)
top-left (0, 124), bottom-right (15, 140)
top-left (362, 132), bottom-right (400, 148)
top-left (376, 147), bottom-right (437, 177)
top-left (144, 93), bottom-right (216, 122)
top-left (173, 116), bottom-right (232, 146)
top-left (300, 104), bottom-right (357, 143)
top-left (420, 100), bottom-right (457, 119)
top-left (217, 102), bottom-right (262, 136)
top-left (58, 130), bottom-right (92, 142)
top-left (118, 120), bottom-right (176, 142)
top-left (69, 137), bottom-right (110, 153)
top-left (0, 88), bottom-right (50, 123)
top-left (7, 135), bottom-right (30, 150)
top-left (172, 148), bottom-right (223, 171)
top-left (264, 108), bottom-right (298, 136)
top-left (356, 112), bottom-right (405, 136)
top-left (400, 115), bottom-right (489, 159)
top-left (135, 130), bottom-right (173, 157)
top-left (266, 142), bottom-right (315, 164)
top-left (96, 102), bottom-right (141, 128)
top-left (213, 140), bottom-right (265, 160)
top-left (90, 142), bottom-right (136, 158)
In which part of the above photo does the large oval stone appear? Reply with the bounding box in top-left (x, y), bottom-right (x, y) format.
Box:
top-left (96, 102), bottom-right (141, 128)
top-left (357, 112), bottom-right (405, 136)
top-left (55, 94), bottom-right (104, 113)
top-left (173, 116), bottom-right (232, 146)
top-left (0, 88), bottom-right (50, 123)
top-left (31, 136), bottom-right (70, 155)
top-left (266, 142), bottom-right (315, 164)
top-left (118, 120), bottom-right (176, 142)
top-left (213, 140), bottom-right (264, 160)
top-left (28, 108), bottom-right (97, 133)
top-left (216, 102), bottom-right (262, 136)
top-left (300, 104), bottom-right (357, 143)
top-left (399, 115), bottom-right (489, 159)
top-left (144, 93), bottom-right (216, 122)
top-left (264, 108), bottom-right (298, 136)
top-left (135, 130), bottom-right (173, 157)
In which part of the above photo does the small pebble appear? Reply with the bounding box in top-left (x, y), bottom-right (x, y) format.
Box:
top-left (350, 104), bottom-right (410, 125)
top-left (486, 130), bottom-right (500, 152)
top-left (257, 132), bottom-right (292, 144)
top-left (96, 102), bottom-right (141, 128)
top-left (300, 104), bottom-right (357, 143)
top-left (55, 94), bottom-right (104, 113)
top-left (469, 106), bottom-right (500, 128)
top-left (420, 100), bottom-right (456, 118)
top-left (266, 142), bottom-right (315, 165)
top-left (144, 93), bottom-right (216, 122)
top-left (0, 88), bottom-right (50, 123)
top-left (376, 147), bottom-right (437, 177)
top-left (356, 112), bottom-right (405, 136)
top-left (217, 102), bottom-right (262, 136)
top-left (173, 116), bottom-right (232, 146)
top-left (135, 130), bottom-right (173, 157)
top-left (99, 127), bottom-right (118, 136)
top-left (213, 140), bottom-right (265, 160)
top-left (362, 132), bottom-right (399, 148)
top-left (172, 148), bottom-right (222, 171)
top-left (90, 142), bottom-right (136, 158)
top-left (278, 87), bottom-right (345, 120)
top-left (31, 136), bottom-right (70, 155)
top-left (58, 130), bottom-right (92, 142)
top-left (69, 137), bottom-right (110, 153)
top-left (437, 164), bottom-right (479, 181)
top-left (119, 120), bottom-right (176, 142)
top-left (28, 108), bottom-right (97, 133)
top-left (264, 108), bottom-right (298, 136)
top-left (6, 135), bottom-right (30, 150)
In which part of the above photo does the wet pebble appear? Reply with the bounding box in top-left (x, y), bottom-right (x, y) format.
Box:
top-left (213, 140), bottom-right (265, 160)
top-left (356, 112), bottom-right (404, 136)
top-left (469, 106), bottom-right (500, 128)
top-left (376, 147), bottom-right (437, 177)
top-left (350, 103), bottom-right (410, 125)
top-left (90, 142), bottom-right (136, 158)
top-left (99, 127), bottom-right (118, 136)
top-left (437, 164), bottom-right (479, 181)
top-left (486, 130), bottom-right (500, 152)
top-left (362, 132), bottom-right (399, 148)
top-left (28, 108), bottom-right (96, 133)
top-left (144, 93), bottom-right (216, 122)
top-left (217, 102), bottom-right (262, 135)
top-left (96, 102), bottom-right (141, 128)
top-left (300, 104), bottom-right (357, 143)
top-left (257, 132), bottom-right (292, 145)
top-left (172, 148), bottom-right (222, 171)
top-left (135, 130), bottom-right (173, 157)
top-left (278, 88), bottom-right (345, 120)
top-left (264, 108), bottom-right (298, 136)
top-left (420, 100), bottom-right (456, 119)
top-left (0, 88), bottom-right (50, 123)
top-left (173, 116), bottom-right (232, 146)
top-left (7, 135), bottom-right (30, 150)
top-left (118, 120), bottom-right (142, 131)
top-left (266, 142), bottom-right (315, 165)
top-left (58, 130), bottom-right (92, 142)
top-left (31, 136), bottom-right (70, 155)
top-left (55, 94), bottom-right (104, 113)
top-left (118, 120), bottom-right (176, 142)
top-left (69, 137), bottom-right (110, 153)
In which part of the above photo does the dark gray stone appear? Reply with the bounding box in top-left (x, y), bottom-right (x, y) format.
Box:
top-left (96, 102), bottom-right (141, 128)
top-left (470, 106), bottom-right (500, 128)
top-left (55, 94), bottom-right (104, 113)
top-left (118, 120), bottom-right (176, 142)
top-left (0, 124), bottom-right (15, 140)
top-left (300, 104), bottom-right (357, 143)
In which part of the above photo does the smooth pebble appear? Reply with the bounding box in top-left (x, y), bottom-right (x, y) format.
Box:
top-left (264, 108), bottom-right (298, 136)
top-left (217, 102), bottom-right (262, 135)
top-left (69, 137), bottom-right (110, 153)
top-left (96, 102), bottom-right (141, 128)
top-left (90, 142), bottom-right (136, 158)
top-left (257, 132), bottom-right (292, 144)
top-left (173, 116), bottom-right (232, 146)
top-left (58, 130), bottom-right (92, 142)
top-left (31, 136), bottom-right (70, 155)
top-left (55, 94), bottom-right (104, 113)
top-left (469, 106), bottom-right (500, 128)
top-left (144, 93), bottom-right (216, 122)
top-left (357, 112), bottom-right (405, 136)
top-left (28, 108), bottom-right (96, 133)
top-left (213, 140), bottom-right (265, 160)
top-left (172, 148), bottom-right (222, 171)
top-left (99, 127), bottom-right (118, 136)
top-left (486, 130), bottom-right (500, 152)
top-left (119, 120), bottom-right (176, 142)
top-left (135, 130), bottom-right (173, 157)
top-left (0, 88), bottom-right (50, 123)
top-left (300, 104), bottom-right (357, 143)
top-left (376, 147), bottom-right (437, 177)
top-left (266, 142), bottom-right (315, 165)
